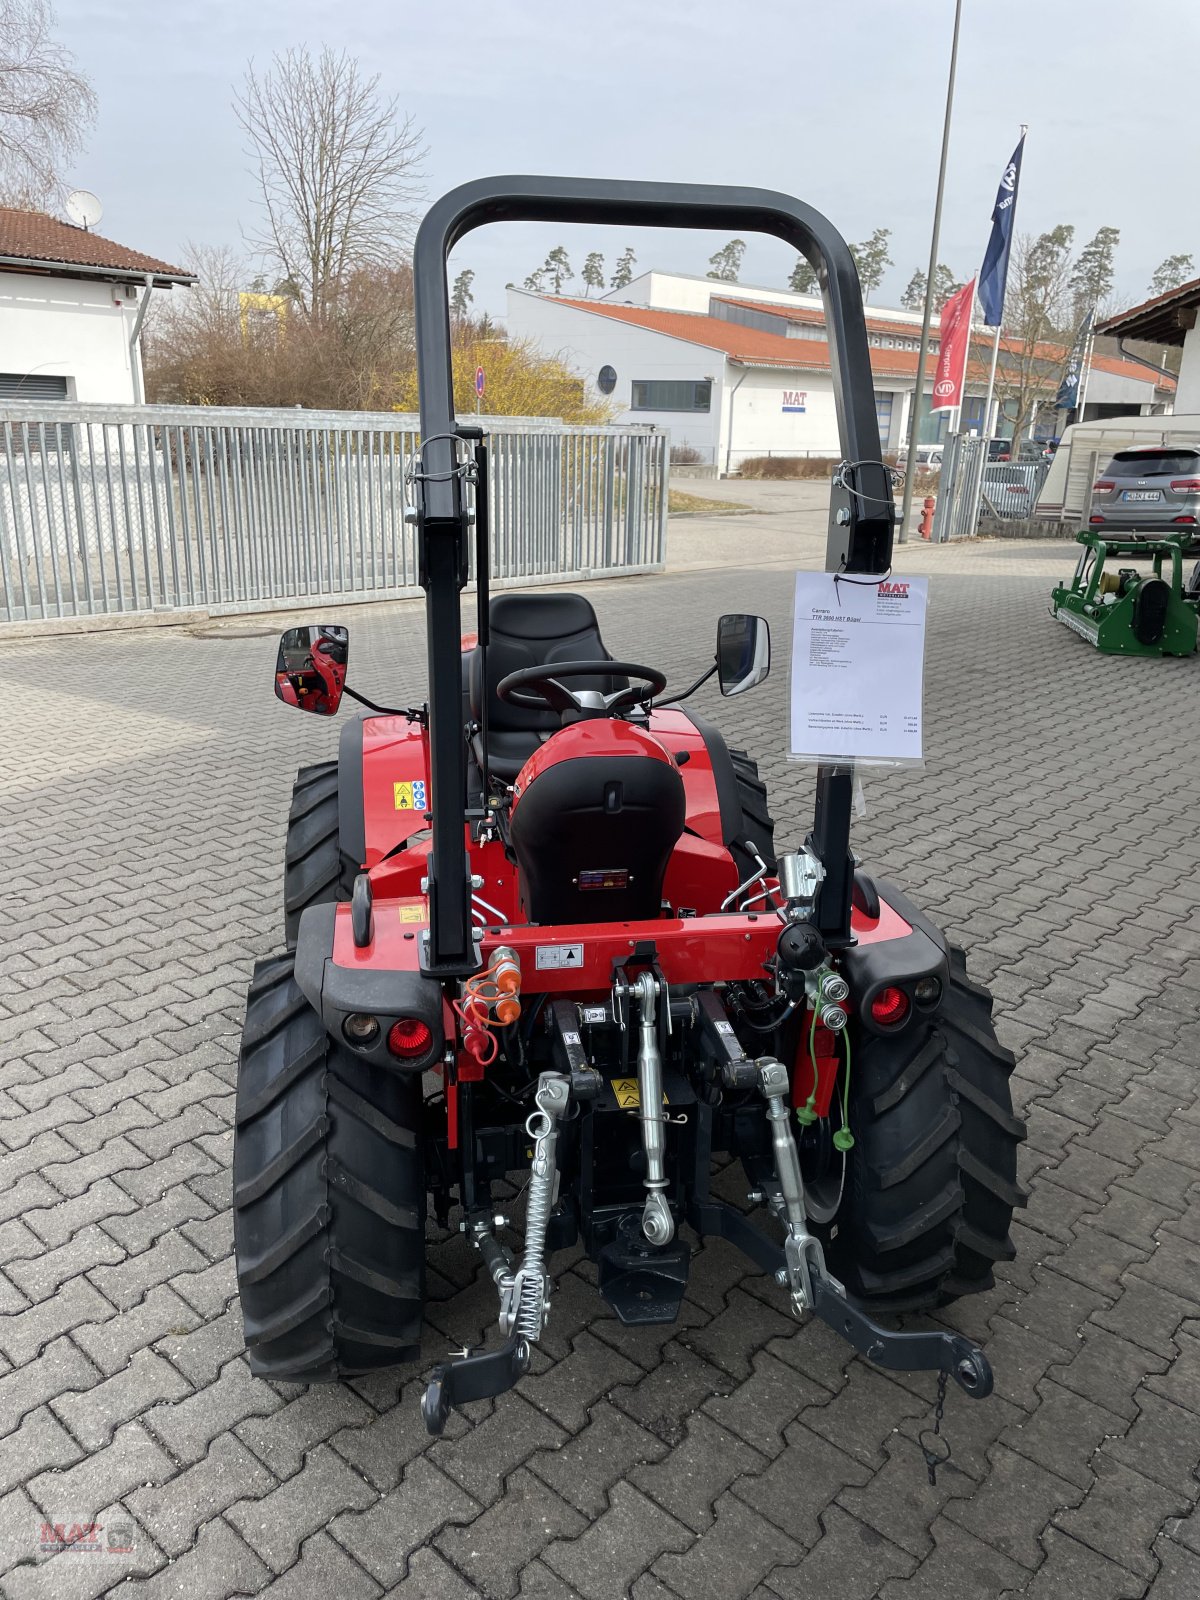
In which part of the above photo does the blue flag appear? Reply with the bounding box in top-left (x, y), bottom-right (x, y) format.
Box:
top-left (978, 135), bottom-right (1025, 328)
top-left (1056, 310), bottom-right (1093, 411)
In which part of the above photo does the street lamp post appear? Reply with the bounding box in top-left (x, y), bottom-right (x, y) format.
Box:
top-left (898, 0), bottom-right (964, 544)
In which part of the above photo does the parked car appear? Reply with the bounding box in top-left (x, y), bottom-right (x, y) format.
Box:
top-left (1088, 447), bottom-right (1200, 549)
top-left (899, 443), bottom-right (944, 471)
top-left (986, 438), bottom-right (1012, 462)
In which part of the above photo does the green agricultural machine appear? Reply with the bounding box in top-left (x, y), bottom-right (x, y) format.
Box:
top-left (1051, 531), bottom-right (1199, 656)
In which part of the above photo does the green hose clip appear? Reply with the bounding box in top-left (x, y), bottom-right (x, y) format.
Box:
top-left (794, 1009), bottom-right (819, 1127)
top-left (832, 1029), bottom-right (855, 1152)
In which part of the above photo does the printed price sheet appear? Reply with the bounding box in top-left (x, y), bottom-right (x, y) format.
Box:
top-left (789, 572), bottom-right (928, 764)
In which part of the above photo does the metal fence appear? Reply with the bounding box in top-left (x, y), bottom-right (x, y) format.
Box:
top-left (930, 433), bottom-right (1050, 540)
top-left (0, 404), bottom-right (668, 625)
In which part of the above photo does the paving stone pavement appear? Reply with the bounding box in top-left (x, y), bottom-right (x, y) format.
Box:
top-left (2, 536), bottom-right (1200, 1598)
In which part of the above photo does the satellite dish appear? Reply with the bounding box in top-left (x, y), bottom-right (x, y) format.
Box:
top-left (65, 190), bottom-right (103, 231)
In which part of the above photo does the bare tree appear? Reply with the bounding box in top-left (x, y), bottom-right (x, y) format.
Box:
top-left (0, 0), bottom-right (95, 206)
top-left (235, 47), bottom-right (424, 324)
top-left (992, 225), bottom-right (1075, 443)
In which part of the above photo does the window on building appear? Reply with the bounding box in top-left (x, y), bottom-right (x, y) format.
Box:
top-left (630, 380), bottom-right (712, 412)
top-left (874, 391), bottom-right (893, 448)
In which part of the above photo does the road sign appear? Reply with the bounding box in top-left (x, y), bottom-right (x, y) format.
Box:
top-left (475, 366), bottom-right (486, 399)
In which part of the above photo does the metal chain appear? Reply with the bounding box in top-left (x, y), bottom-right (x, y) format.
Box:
top-left (918, 1369), bottom-right (952, 1486)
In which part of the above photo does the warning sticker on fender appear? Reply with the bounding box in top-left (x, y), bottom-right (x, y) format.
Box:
top-left (535, 943), bottom-right (584, 970)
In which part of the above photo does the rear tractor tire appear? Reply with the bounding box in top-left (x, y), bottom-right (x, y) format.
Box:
top-left (820, 945), bottom-right (1026, 1312)
top-left (283, 761), bottom-right (357, 949)
top-left (233, 952), bottom-right (426, 1379)
top-left (727, 746), bottom-right (777, 878)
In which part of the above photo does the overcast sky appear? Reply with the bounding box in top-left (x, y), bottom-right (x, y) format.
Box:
top-left (57, 0), bottom-right (1198, 316)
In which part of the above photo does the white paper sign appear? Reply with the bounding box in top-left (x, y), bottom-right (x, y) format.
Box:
top-left (789, 572), bottom-right (928, 764)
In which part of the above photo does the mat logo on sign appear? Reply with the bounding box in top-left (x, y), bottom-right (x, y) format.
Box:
top-left (782, 390), bottom-right (807, 413)
top-left (878, 581), bottom-right (910, 598)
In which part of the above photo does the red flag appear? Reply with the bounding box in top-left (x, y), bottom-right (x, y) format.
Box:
top-left (930, 278), bottom-right (976, 412)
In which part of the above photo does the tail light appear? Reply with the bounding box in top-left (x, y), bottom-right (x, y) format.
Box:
top-left (869, 986), bottom-right (911, 1026)
top-left (1172, 516), bottom-right (1198, 526)
top-left (1170, 479), bottom-right (1200, 493)
top-left (1093, 479), bottom-right (1115, 492)
top-left (388, 1018), bottom-right (433, 1059)
top-left (1089, 515), bottom-right (1106, 525)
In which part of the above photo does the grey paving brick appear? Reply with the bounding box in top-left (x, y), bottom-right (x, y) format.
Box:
top-left (437, 1465), bottom-right (586, 1600)
top-left (525, 1399), bottom-right (668, 1519)
top-left (257, 1531), bottom-right (383, 1600)
top-left (541, 1480), bottom-right (692, 1600)
top-left (701, 1347), bottom-right (837, 1461)
top-left (28, 1421), bottom-right (176, 1524)
top-left (3, 1505), bottom-right (165, 1600)
top-left (609, 1341), bottom-right (733, 1445)
top-left (731, 1418), bottom-right (873, 1550)
top-left (1054, 1454), bottom-right (1188, 1581)
top-left (72, 1284), bottom-right (200, 1376)
top-left (20, 1179), bottom-right (141, 1251)
top-left (1108, 1389), bottom-right (1200, 1496)
top-left (761, 1504), bottom-right (917, 1600)
top-left (226, 1442), bottom-right (377, 1572)
top-left (331, 1457), bottom-right (479, 1588)
top-left (7, 1226), bottom-right (127, 1304)
top-left (998, 1526), bottom-right (1144, 1599)
top-left (436, 1392), bottom-right (566, 1508)
top-left (0, 1406), bottom-right (84, 1496)
top-left (381, 1546), bottom-right (484, 1599)
top-left (103, 1186), bottom-right (213, 1254)
top-left (876, 1517), bottom-right (1029, 1598)
top-left (1049, 1325), bottom-right (1171, 1423)
top-left (0, 1278), bottom-right (117, 1366)
top-left (115, 1515), bottom-right (270, 1600)
top-left (1093, 1273), bottom-right (1196, 1359)
top-left (232, 1385), bottom-right (374, 1480)
top-left (653, 1489), bottom-right (803, 1599)
top-left (941, 1442), bottom-right (1082, 1568)
top-left (1146, 1322), bottom-right (1200, 1415)
top-left (0, 1334), bottom-right (100, 1438)
top-left (142, 1357), bottom-right (282, 1465)
top-left (51, 1348), bottom-right (193, 1451)
top-left (521, 1329), bottom-right (644, 1435)
top-left (127, 1433), bottom-right (275, 1559)
top-left (629, 1411), bottom-right (765, 1533)
top-left (87, 1232), bottom-right (209, 1311)
top-left (1146, 1536), bottom-right (1200, 1600)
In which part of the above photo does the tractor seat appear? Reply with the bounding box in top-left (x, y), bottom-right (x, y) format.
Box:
top-left (467, 592), bottom-right (627, 782)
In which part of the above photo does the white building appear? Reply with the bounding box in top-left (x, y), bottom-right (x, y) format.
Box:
top-left (508, 272), bottom-right (1171, 474)
top-left (0, 208), bottom-right (194, 406)
top-left (1099, 275), bottom-right (1200, 412)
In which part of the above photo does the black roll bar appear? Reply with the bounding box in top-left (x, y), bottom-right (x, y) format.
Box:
top-left (411, 176), bottom-right (897, 974)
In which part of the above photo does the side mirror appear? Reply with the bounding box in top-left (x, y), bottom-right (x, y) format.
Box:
top-left (274, 624), bottom-right (350, 716)
top-left (716, 613), bottom-right (770, 697)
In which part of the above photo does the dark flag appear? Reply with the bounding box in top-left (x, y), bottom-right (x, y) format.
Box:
top-left (1056, 310), bottom-right (1094, 411)
top-left (978, 135), bottom-right (1025, 328)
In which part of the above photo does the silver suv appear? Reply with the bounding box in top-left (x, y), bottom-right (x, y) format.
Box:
top-left (1089, 447), bottom-right (1200, 547)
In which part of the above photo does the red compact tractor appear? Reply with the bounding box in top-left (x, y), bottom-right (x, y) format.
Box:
top-left (234, 177), bottom-right (1024, 1436)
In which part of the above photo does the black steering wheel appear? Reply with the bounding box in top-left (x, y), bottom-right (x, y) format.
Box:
top-left (496, 660), bottom-right (667, 717)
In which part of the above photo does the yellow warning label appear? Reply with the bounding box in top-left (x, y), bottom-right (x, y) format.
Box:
top-left (398, 905), bottom-right (426, 923)
top-left (610, 1079), bottom-right (668, 1111)
top-left (393, 779), bottom-right (428, 811)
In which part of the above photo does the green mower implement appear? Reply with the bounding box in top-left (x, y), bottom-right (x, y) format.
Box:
top-left (1051, 531), bottom-right (1199, 656)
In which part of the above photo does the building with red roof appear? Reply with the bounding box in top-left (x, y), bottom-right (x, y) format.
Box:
top-left (508, 272), bottom-right (1173, 474)
top-left (0, 207), bottom-right (194, 406)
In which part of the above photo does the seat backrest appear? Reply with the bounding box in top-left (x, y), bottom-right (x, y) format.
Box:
top-left (470, 592), bottom-right (625, 734)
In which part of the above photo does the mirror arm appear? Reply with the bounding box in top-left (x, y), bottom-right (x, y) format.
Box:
top-left (343, 685), bottom-right (425, 722)
top-left (653, 660), bottom-right (717, 709)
